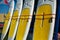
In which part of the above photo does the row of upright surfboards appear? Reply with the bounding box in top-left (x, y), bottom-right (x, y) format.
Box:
top-left (1, 0), bottom-right (57, 40)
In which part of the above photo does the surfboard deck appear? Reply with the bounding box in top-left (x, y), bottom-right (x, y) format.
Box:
top-left (8, 10), bottom-right (18, 40)
top-left (33, 0), bottom-right (56, 40)
top-left (16, 8), bottom-right (30, 40)
top-left (33, 4), bottom-right (52, 40)
top-left (8, 0), bottom-right (23, 40)
top-left (16, 0), bottom-right (34, 40)
top-left (1, 0), bottom-right (14, 40)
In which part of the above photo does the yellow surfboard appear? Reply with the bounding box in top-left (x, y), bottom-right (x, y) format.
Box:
top-left (1, 0), bottom-right (14, 40)
top-left (33, 0), bottom-right (56, 40)
top-left (8, 0), bottom-right (23, 40)
top-left (16, 0), bottom-right (34, 40)
top-left (8, 10), bottom-right (18, 40)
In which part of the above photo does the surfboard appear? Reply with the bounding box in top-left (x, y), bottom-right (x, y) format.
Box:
top-left (33, 0), bottom-right (56, 40)
top-left (8, 0), bottom-right (23, 40)
top-left (1, 0), bottom-right (14, 40)
top-left (16, 0), bottom-right (34, 40)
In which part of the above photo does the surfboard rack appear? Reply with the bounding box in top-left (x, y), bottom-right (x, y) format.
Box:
top-left (4, 14), bottom-right (56, 20)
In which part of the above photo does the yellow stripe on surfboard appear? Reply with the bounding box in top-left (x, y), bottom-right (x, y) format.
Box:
top-left (16, 8), bottom-right (30, 40)
top-left (2, 12), bottom-right (10, 34)
top-left (33, 4), bottom-right (52, 40)
top-left (8, 10), bottom-right (18, 38)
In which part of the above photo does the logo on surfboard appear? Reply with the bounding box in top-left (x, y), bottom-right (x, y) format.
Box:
top-left (0, 0), bottom-right (11, 5)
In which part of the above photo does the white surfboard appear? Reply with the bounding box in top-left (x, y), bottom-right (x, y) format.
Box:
top-left (16, 0), bottom-right (34, 40)
top-left (1, 0), bottom-right (14, 40)
top-left (33, 0), bottom-right (56, 40)
top-left (8, 0), bottom-right (23, 40)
